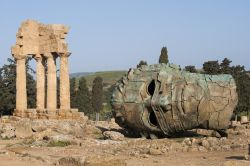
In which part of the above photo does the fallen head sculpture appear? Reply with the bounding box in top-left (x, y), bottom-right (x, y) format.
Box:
top-left (111, 64), bottom-right (238, 138)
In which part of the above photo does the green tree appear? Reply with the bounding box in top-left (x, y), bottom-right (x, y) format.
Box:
top-left (220, 58), bottom-right (232, 74)
top-left (0, 58), bottom-right (16, 115)
top-left (184, 65), bottom-right (197, 73)
top-left (159, 47), bottom-right (169, 64)
top-left (70, 77), bottom-right (78, 108)
top-left (202, 60), bottom-right (220, 74)
top-left (75, 77), bottom-right (92, 116)
top-left (92, 76), bottom-right (103, 121)
top-left (102, 84), bottom-right (116, 120)
top-left (0, 58), bottom-right (36, 115)
top-left (230, 65), bottom-right (250, 117)
top-left (137, 60), bottom-right (148, 68)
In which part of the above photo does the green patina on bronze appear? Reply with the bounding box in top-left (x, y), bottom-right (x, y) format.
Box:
top-left (111, 63), bottom-right (238, 137)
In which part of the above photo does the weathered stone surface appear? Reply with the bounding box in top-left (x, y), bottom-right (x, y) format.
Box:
top-left (0, 124), bottom-right (15, 139)
top-left (49, 134), bottom-right (75, 143)
top-left (15, 119), bottom-right (33, 138)
top-left (148, 148), bottom-right (162, 155)
top-left (15, 58), bottom-right (27, 115)
top-left (35, 55), bottom-right (45, 110)
top-left (201, 139), bottom-right (210, 149)
top-left (11, 20), bottom-right (78, 119)
top-left (55, 121), bottom-right (85, 138)
top-left (85, 157), bottom-right (127, 166)
top-left (11, 20), bottom-right (69, 56)
top-left (46, 54), bottom-right (57, 111)
top-left (32, 128), bottom-right (54, 140)
top-left (57, 156), bottom-right (86, 166)
top-left (31, 120), bottom-right (48, 132)
top-left (241, 116), bottom-right (248, 124)
top-left (111, 63), bottom-right (238, 136)
top-left (60, 54), bottom-right (71, 110)
top-left (103, 131), bottom-right (124, 141)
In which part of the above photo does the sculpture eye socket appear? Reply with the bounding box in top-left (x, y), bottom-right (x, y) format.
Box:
top-left (147, 80), bottom-right (155, 96)
top-left (149, 110), bottom-right (158, 127)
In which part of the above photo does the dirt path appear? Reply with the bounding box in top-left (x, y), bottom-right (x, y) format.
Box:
top-left (127, 150), bottom-right (250, 166)
top-left (0, 139), bottom-right (249, 166)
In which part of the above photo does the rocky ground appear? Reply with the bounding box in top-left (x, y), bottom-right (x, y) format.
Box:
top-left (0, 115), bottom-right (250, 166)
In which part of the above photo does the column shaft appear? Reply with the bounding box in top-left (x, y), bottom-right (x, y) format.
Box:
top-left (36, 57), bottom-right (45, 110)
top-left (16, 58), bottom-right (27, 111)
top-left (60, 56), bottom-right (70, 109)
top-left (46, 55), bottom-right (57, 110)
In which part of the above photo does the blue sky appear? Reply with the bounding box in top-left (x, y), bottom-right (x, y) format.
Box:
top-left (0, 0), bottom-right (249, 73)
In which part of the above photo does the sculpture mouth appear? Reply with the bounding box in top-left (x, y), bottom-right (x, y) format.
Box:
top-left (148, 110), bottom-right (158, 127)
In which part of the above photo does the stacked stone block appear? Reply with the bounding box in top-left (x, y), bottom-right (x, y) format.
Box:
top-left (11, 20), bottom-right (79, 119)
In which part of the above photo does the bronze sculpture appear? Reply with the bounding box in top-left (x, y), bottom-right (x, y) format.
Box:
top-left (111, 64), bottom-right (238, 138)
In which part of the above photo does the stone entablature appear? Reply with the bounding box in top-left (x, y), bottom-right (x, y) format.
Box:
top-left (11, 20), bottom-right (79, 119)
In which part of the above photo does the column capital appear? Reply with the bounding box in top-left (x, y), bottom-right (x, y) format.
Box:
top-left (13, 54), bottom-right (27, 60)
top-left (59, 52), bottom-right (71, 58)
top-left (34, 54), bottom-right (43, 61)
top-left (43, 52), bottom-right (58, 59)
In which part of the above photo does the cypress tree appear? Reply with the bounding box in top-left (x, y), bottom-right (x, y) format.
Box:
top-left (159, 47), bottom-right (169, 64)
top-left (75, 77), bottom-right (92, 116)
top-left (92, 76), bottom-right (103, 121)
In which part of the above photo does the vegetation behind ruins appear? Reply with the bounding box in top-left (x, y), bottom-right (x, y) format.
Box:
top-left (0, 49), bottom-right (250, 120)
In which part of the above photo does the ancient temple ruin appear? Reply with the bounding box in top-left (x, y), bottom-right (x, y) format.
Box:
top-left (11, 20), bottom-right (79, 119)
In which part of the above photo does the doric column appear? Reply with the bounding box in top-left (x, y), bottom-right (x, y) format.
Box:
top-left (46, 53), bottom-right (57, 110)
top-left (16, 57), bottom-right (27, 113)
top-left (35, 55), bottom-right (45, 110)
top-left (59, 52), bottom-right (71, 110)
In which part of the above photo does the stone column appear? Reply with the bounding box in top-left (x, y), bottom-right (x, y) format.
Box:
top-left (35, 55), bottom-right (45, 110)
top-left (60, 53), bottom-right (71, 110)
top-left (15, 57), bottom-right (27, 115)
top-left (46, 53), bottom-right (57, 111)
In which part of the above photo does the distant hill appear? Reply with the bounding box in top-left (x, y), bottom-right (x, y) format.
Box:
top-left (70, 72), bottom-right (93, 78)
top-left (70, 70), bottom-right (127, 88)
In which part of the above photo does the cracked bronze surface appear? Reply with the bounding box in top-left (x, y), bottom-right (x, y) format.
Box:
top-left (111, 64), bottom-right (238, 137)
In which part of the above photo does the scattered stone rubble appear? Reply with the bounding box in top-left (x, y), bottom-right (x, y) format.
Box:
top-left (0, 116), bottom-right (250, 165)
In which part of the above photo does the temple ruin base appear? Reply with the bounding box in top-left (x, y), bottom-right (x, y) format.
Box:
top-left (13, 109), bottom-right (80, 120)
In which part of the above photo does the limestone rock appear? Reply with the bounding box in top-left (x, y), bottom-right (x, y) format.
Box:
top-left (182, 138), bottom-right (192, 146)
top-left (57, 156), bottom-right (86, 166)
top-left (198, 146), bottom-right (208, 152)
top-left (201, 139), bottom-right (210, 149)
top-left (55, 121), bottom-right (85, 138)
top-left (0, 123), bottom-right (15, 139)
top-left (206, 137), bottom-right (219, 147)
top-left (103, 131), bottom-right (124, 141)
top-left (32, 128), bottom-right (54, 141)
top-left (148, 148), bottom-right (162, 155)
top-left (241, 116), bottom-right (248, 124)
top-left (31, 120), bottom-right (47, 132)
top-left (15, 119), bottom-right (33, 138)
top-left (48, 134), bottom-right (75, 143)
